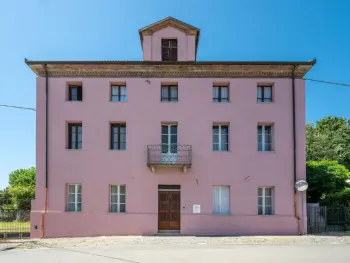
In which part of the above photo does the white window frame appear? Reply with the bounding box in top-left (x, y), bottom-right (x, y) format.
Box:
top-left (213, 185), bottom-right (230, 214)
top-left (258, 125), bottom-right (273, 152)
top-left (258, 187), bottom-right (274, 215)
top-left (213, 125), bottom-right (229, 151)
top-left (67, 184), bottom-right (82, 212)
top-left (110, 185), bottom-right (126, 213)
top-left (161, 124), bottom-right (178, 153)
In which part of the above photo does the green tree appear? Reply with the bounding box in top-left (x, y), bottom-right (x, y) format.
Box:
top-left (0, 187), bottom-right (12, 206)
top-left (306, 117), bottom-right (350, 170)
top-left (2, 167), bottom-right (36, 210)
top-left (8, 167), bottom-right (36, 187)
top-left (6, 185), bottom-right (35, 210)
top-left (306, 160), bottom-right (350, 203)
top-left (322, 188), bottom-right (350, 206)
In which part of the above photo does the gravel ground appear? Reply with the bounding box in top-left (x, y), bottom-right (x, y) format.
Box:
top-left (1, 235), bottom-right (350, 250)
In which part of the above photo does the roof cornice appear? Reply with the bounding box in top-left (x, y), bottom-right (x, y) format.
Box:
top-left (25, 59), bottom-right (316, 78)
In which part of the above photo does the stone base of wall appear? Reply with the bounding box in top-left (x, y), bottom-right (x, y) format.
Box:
top-left (31, 211), bottom-right (300, 238)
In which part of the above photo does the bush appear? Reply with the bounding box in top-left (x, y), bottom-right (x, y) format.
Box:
top-left (321, 188), bottom-right (350, 206)
top-left (307, 160), bottom-right (350, 203)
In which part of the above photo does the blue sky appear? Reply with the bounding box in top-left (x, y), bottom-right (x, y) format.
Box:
top-left (0, 0), bottom-right (349, 189)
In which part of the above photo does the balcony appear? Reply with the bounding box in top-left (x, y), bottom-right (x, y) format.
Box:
top-left (147, 144), bottom-right (192, 173)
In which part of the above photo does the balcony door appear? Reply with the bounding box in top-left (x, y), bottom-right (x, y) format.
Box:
top-left (161, 124), bottom-right (178, 153)
top-left (161, 124), bottom-right (178, 164)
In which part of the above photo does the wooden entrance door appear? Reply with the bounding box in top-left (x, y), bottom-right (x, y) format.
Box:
top-left (158, 191), bottom-right (180, 231)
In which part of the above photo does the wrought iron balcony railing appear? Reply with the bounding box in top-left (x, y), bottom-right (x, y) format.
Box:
top-left (147, 144), bottom-right (192, 172)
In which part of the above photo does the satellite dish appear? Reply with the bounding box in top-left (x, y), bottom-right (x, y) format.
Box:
top-left (295, 180), bottom-right (308, 192)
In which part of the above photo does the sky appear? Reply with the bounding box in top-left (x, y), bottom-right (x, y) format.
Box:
top-left (0, 0), bottom-right (349, 189)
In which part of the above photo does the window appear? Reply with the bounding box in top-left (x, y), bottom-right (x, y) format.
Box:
top-left (67, 184), bottom-right (82, 212)
top-left (258, 125), bottom-right (273, 152)
top-left (161, 85), bottom-right (178, 102)
top-left (213, 125), bottom-right (229, 151)
top-left (213, 186), bottom-right (230, 214)
top-left (110, 124), bottom-right (126, 150)
top-left (258, 187), bottom-right (274, 215)
top-left (161, 39), bottom-right (177, 61)
top-left (213, 86), bottom-right (229, 102)
top-left (68, 85), bottom-right (82, 101)
top-left (161, 124), bottom-right (178, 153)
top-left (110, 185), bottom-right (126, 213)
top-left (257, 86), bottom-right (272, 102)
top-left (111, 85), bottom-right (126, 102)
top-left (68, 123), bottom-right (82, 150)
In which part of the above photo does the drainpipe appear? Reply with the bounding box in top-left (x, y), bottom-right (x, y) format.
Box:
top-left (291, 65), bottom-right (301, 235)
top-left (41, 64), bottom-right (49, 238)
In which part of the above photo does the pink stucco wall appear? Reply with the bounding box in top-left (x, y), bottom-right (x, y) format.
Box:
top-left (31, 75), bottom-right (306, 238)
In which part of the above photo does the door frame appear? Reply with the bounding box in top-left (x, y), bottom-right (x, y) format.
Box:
top-left (158, 185), bottom-right (181, 232)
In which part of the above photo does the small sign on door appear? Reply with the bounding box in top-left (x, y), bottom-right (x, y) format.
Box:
top-left (193, 204), bottom-right (200, 213)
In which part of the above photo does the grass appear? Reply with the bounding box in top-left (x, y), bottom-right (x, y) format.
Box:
top-left (0, 221), bottom-right (30, 233)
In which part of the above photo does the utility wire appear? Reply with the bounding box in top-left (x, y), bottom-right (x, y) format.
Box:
top-left (303, 78), bottom-right (350, 87)
top-left (0, 104), bottom-right (36, 111)
top-left (0, 79), bottom-right (349, 113)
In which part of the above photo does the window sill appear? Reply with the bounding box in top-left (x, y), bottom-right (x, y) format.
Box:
top-left (257, 214), bottom-right (276, 216)
top-left (108, 212), bottom-right (127, 214)
top-left (65, 149), bottom-right (83, 151)
top-left (213, 150), bottom-right (231, 153)
top-left (257, 150), bottom-right (275, 153)
top-left (109, 101), bottom-right (127, 103)
top-left (65, 100), bottom-right (83, 103)
top-left (212, 101), bottom-right (230, 103)
top-left (212, 213), bottom-right (231, 216)
top-left (160, 101), bottom-right (179, 103)
top-left (65, 211), bottom-right (82, 213)
top-left (256, 101), bottom-right (274, 104)
top-left (109, 149), bottom-right (126, 151)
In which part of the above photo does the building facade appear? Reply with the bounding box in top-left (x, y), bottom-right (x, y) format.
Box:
top-left (27, 17), bottom-right (315, 238)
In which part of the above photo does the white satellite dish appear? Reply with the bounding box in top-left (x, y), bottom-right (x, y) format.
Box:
top-left (295, 180), bottom-right (308, 192)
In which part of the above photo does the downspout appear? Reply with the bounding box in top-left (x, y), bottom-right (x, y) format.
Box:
top-left (291, 65), bottom-right (301, 235)
top-left (41, 64), bottom-right (49, 238)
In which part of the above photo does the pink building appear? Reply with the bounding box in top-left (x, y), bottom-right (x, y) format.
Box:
top-left (26, 17), bottom-right (315, 238)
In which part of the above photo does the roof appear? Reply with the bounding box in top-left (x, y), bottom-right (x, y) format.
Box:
top-left (25, 59), bottom-right (316, 78)
top-left (138, 16), bottom-right (200, 56)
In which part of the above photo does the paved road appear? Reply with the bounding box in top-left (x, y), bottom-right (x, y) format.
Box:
top-left (0, 244), bottom-right (349, 263)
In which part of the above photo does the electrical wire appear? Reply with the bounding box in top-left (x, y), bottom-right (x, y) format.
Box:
top-left (0, 104), bottom-right (36, 111)
top-left (303, 78), bottom-right (350, 87)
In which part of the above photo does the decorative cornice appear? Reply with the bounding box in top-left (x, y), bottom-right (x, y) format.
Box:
top-left (25, 61), bottom-right (315, 78)
top-left (139, 16), bottom-right (200, 37)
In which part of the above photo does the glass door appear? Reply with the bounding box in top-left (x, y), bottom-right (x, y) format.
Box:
top-left (161, 124), bottom-right (178, 154)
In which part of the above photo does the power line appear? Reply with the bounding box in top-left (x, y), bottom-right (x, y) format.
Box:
top-left (0, 104), bottom-right (36, 111)
top-left (303, 78), bottom-right (350, 87)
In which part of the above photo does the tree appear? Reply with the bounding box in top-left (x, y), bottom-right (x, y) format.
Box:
top-left (1, 167), bottom-right (36, 210)
top-left (8, 167), bottom-right (35, 187)
top-left (306, 117), bottom-right (350, 170)
top-left (322, 188), bottom-right (350, 206)
top-left (0, 187), bottom-right (12, 206)
top-left (306, 160), bottom-right (350, 203)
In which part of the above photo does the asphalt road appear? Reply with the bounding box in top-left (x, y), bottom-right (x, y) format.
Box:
top-left (0, 244), bottom-right (349, 263)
